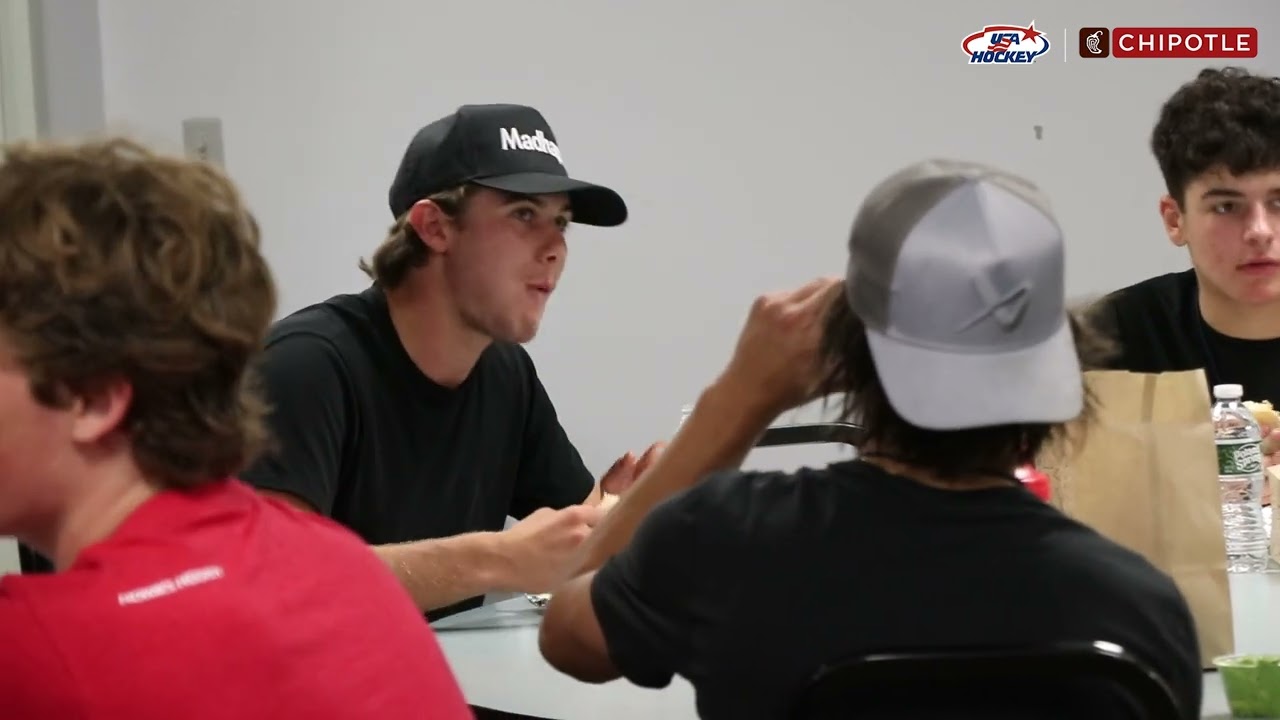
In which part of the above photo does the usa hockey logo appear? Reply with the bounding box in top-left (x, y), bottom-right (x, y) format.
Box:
top-left (962, 22), bottom-right (1050, 65)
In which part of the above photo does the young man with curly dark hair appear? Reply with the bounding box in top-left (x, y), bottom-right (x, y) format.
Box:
top-left (1088, 66), bottom-right (1280, 474)
top-left (0, 138), bottom-right (471, 719)
top-left (538, 160), bottom-right (1202, 720)
top-left (1091, 68), bottom-right (1280, 396)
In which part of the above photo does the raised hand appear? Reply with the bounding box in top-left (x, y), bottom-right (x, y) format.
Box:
top-left (720, 276), bottom-right (843, 414)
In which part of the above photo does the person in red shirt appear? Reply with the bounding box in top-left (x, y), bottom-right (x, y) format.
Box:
top-left (0, 138), bottom-right (473, 719)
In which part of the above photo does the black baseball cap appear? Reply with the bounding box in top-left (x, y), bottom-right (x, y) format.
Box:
top-left (388, 103), bottom-right (627, 227)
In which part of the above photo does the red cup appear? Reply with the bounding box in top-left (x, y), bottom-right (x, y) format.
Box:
top-left (1015, 465), bottom-right (1052, 502)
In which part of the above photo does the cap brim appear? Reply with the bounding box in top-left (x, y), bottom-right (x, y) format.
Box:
top-left (473, 172), bottom-right (627, 227)
top-left (866, 319), bottom-right (1084, 431)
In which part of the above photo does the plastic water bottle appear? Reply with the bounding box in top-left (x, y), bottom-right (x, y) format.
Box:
top-left (1211, 383), bottom-right (1270, 573)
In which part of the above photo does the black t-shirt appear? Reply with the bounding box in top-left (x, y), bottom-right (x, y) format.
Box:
top-left (590, 461), bottom-right (1202, 720)
top-left (1090, 269), bottom-right (1280, 403)
top-left (239, 286), bottom-right (595, 619)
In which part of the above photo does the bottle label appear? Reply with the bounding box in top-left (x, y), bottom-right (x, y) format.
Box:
top-left (1217, 439), bottom-right (1263, 476)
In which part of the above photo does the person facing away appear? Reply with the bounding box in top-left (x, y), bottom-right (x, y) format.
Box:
top-left (537, 160), bottom-right (1203, 719)
top-left (237, 103), bottom-right (663, 621)
top-left (1087, 66), bottom-right (1280, 472)
top-left (0, 138), bottom-right (472, 719)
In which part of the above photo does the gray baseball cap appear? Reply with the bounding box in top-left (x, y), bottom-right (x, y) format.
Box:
top-left (844, 159), bottom-right (1082, 430)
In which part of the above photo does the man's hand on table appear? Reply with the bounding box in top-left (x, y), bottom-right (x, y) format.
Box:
top-left (496, 504), bottom-right (605, 594)
top-left (494, 443), bottom-right (668, 593)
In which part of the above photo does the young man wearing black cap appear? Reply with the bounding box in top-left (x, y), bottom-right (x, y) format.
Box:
top-left (240, 104), bottom-right (659, 620)
top-left (538, 160), bottom-right (1201, 719)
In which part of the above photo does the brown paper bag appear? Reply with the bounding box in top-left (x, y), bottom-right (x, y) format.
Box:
top-left (1037, 369), bottom-right (1233, 668)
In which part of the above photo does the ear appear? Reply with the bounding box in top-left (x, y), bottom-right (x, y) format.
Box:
top-left (1158, 194), bottom-right (1186, 247)
top-left (69, 378), bottom-right (133, 445)
top-left (407, 199), bottom-right (455, 255)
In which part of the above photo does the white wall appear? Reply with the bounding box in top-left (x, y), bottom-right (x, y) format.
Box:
top-left (93, 0), bottom-right (1278, 477)
top-left (0, 539), bottom-right (15, 576)
top-left (0, 0), bottom-right (41, 575)
top-left (29, 0), bottom-right (105, 139)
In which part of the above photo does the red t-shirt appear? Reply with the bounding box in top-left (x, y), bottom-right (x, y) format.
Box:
top-left (0, 479), bottom-right (473, 719)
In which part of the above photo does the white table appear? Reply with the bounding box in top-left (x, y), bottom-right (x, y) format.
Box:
top-left (1201, 571), bottom-right (1280, 719)
top-left (434, 573), bottom-right (1280, 719)
top-left (432, 598), bottom-right (694, 718)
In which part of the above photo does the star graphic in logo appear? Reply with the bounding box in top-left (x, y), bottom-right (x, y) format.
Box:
top-left (1019, 22), bottom-right (1043, 45)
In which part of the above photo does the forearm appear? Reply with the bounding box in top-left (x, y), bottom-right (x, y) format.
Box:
top-left (570, 376), bottom-right (778, 574)
top-left (373, 532), bottom-right (516, 612)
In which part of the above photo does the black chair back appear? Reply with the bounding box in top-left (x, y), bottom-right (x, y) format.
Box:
top-left (791, 641), bottom-right (1186, 720)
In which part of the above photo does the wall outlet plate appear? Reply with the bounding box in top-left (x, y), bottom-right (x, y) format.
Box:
top-left (182, 117), bottom-right (225, 167)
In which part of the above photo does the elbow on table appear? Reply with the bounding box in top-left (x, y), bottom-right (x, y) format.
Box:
top-left (538, 605), bottom-right (620, 684)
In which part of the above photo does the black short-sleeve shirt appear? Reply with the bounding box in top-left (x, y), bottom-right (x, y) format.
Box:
top-left (591, 461), bottom-right (1202, 719)
top-left (240, 286), bottom-right (594, 619)
top-left (1090, 269), bottom-right (1280, 403)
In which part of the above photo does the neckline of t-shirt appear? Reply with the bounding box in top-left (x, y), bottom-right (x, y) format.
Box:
top-left (1185, 273), bottom-right (1280, 347)
top-left (69, 479), bottom-right (247, 569)
top-left (1200, 319), bottom-right (1280, 348)
top-left (832, 459), bottom-right (1039, 501)
top-left (358, 285), bottom-right (479, 399)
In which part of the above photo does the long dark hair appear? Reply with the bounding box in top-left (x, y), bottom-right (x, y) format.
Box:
top-left (815, 293), bottom-right (1113, 479)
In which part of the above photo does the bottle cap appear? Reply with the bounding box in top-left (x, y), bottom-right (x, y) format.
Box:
top-left (1213, 384), bottom-right (1244, 400)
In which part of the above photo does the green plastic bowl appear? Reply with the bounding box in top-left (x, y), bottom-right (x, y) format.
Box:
top-left (1214, 654), bottom-right (1280, 718)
